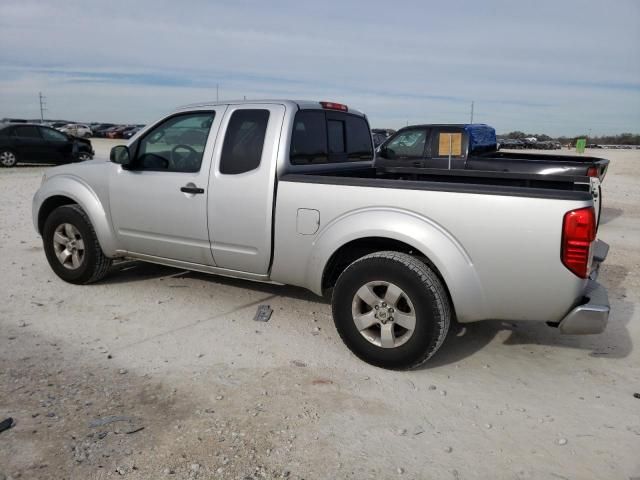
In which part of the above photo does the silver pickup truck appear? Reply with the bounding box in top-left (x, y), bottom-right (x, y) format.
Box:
top-left (33, 100), bottom-right (610, 369)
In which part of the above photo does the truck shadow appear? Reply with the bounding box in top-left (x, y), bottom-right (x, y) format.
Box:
top-left (600, 207), bottom-right (623, 225)
top-left (426, 263), bottom-right (633, 368)
top-left (102, 260), bottom-right (633, 367)
top-left (102, 260), bottom-right (326, 304)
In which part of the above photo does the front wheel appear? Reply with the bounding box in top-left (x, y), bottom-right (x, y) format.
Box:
top-left (332, 251), bottom-right (451, 369)
top-left (42, 205), bottom-right (112, 284)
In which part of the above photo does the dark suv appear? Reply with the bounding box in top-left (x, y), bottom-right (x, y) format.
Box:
top-left (0, 123), bottom-right (94, 167)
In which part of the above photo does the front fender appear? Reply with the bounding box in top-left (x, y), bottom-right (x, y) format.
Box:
top-left (33, 175), bottom-right (118, 257)
top-left (307, 207), bottom-right (488, 322)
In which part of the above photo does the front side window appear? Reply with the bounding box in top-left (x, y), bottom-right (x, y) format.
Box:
top-left (220, 109), bottom-right (270, 174)
top-left (13, 125), bottom-right (41, 138)
top-left (135, 112), bottom-right (215, 172)
top-left (383, 129), bottom-right (427, 159)
top-left (40, 127), bottom-right (67, 141)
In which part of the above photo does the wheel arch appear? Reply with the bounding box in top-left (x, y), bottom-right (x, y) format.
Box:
top-left (309, 208), bottom-right (489, 322)
top-left (34, 176), bottom-right (118, 257)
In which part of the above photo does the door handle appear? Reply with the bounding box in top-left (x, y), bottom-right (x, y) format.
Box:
top-left (180, 185), bottom-right (205, 194)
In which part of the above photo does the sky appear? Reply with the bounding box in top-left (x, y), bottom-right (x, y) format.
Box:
top-left (0, 0), bottom-right (638, 135)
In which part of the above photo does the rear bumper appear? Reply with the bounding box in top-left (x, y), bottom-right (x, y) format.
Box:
top-left (558, 281), bottom-right (609, 334)
top-left (558, 240), bottom-right (610, 335)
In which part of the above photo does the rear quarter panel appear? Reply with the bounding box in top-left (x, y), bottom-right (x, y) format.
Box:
top-left (271, 180), bottom-right (590, 323)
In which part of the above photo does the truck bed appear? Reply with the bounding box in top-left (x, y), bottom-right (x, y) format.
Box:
top-left (473, 151), bottom-right (609, 180)
top-left (274, 163), bottom-right (595, 325)
top-left (281, 165), bottom-right (593, 201)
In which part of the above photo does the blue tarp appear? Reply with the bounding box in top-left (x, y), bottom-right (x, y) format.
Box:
top-left (464, 124), bottom-right (497, 152)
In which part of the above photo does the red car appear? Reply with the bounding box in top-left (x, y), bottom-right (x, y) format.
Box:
top-left (106, 126), bottom-right (130, 139)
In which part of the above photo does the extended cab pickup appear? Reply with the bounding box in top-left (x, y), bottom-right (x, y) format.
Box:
top-left (376, 124), bottom-right (608, 218)
top-left (376, 124), bottom-right (609, 180)
top-left (33, 101), bottom-right (610, 369)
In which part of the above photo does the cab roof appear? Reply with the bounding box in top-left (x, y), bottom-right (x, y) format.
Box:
top-left (176, 99), bottom-right (366, 117)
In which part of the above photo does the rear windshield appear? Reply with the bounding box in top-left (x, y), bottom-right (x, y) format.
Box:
top-left (290, 110), bottom-right (373, 165)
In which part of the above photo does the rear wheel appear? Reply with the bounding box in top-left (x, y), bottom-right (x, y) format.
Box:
top-left (0, 149), bottom-right (18, 167)
top-left (42, 205), bottom-right (112, 284)
top-left (332, 251), bottom-right (451, 369)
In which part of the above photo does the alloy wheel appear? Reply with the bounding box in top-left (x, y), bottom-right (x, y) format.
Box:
top-left (351, 281), bottom-right (417, 348)
top-left (52, 223), bottom-right (85, 270)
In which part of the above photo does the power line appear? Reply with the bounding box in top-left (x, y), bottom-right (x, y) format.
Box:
top-left (39, 92), bottom-right (47, 123)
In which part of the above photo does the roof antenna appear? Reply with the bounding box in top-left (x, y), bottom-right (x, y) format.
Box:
top-left (470, 101), bottom-right (474, 124)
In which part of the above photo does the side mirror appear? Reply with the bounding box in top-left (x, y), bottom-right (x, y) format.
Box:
top-left (110, 145), bottom-right (131, 166)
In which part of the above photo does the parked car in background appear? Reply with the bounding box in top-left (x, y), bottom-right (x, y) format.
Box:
top-left (536, 141), bottom-right (561, 150)
top-left (0, 123), bottom-right (94, 167)
top-left (121, 126), bottom-right (143, 139)
top-left (1, 118), bottom-right (29, 123)
top-left (102, 126), bottom-right (122, 138)
top-left (376, 123), bottom-right (608, 219)
top-left (106, 125), bottom-right (131, 139)
top-left (372, 131), bottom-right (388, 147)
top-left (58, 124), bottom-right (93, 138)
top-left (47, 121), bottom-right (69, 129)
top-left (371, 129), bottom-right (394, 147)
top-left (91, 123), bottom-right (116, 137)
top-left (499, 138), bottom-right (525, 149)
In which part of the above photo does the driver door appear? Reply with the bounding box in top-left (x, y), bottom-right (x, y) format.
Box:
top-left (109, 108), bottom-right (225, 265)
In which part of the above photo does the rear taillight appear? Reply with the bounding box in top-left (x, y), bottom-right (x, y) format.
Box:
top-left (587, 166), bottom-right (598, 177)
top-left (561, 207), bottom-right (596, 278)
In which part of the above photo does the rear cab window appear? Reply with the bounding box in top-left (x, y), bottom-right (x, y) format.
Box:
top-left (290, 110), bottom-right (372, 165)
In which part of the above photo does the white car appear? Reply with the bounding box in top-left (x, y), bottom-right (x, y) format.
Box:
top-left (58, 124), bottom-right (92, 138)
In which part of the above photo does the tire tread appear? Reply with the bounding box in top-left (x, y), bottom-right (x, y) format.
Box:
top-left (49, 204), bottom-right (112, 284)
top-left (332, 251), bottom-right (451, 369)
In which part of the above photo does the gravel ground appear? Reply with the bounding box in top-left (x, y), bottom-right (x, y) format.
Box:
top-left (0, 141), bottom-right (639, 480)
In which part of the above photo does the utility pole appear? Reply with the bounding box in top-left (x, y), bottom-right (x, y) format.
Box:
top-left (39, 92), bottom-right (47, 123)
top-left (470, 101), bottom-right (474, 124)
top-left (216, 84), bottom-right (219, 102)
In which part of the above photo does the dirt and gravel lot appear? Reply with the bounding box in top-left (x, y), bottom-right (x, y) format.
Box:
top-left (1, 141), bottom-right (639, 480)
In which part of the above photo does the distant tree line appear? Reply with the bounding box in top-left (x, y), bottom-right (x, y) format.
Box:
top-left (499, 131), bottom-right (640, 145)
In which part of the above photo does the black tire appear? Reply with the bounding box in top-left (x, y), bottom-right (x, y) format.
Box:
top-left (42, 204), bottom-right (112, 284)
top-left (332, 251), bottom-right (451, 370)
top-left (0, 149), bottom-right (18, 167)
top-left (77, 152), bottom-right (92, 162)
